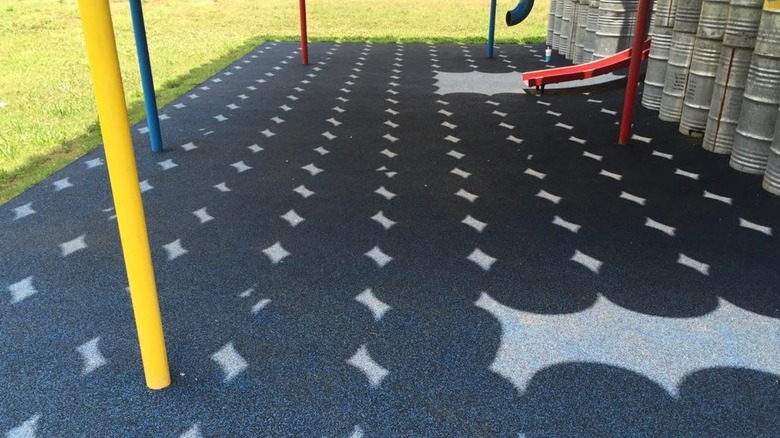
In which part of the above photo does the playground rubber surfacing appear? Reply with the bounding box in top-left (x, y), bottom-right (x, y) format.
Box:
top-left (1, 42), bottom-right (779, 436)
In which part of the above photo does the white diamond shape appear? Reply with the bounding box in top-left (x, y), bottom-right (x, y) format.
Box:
top-left (374, 186), bottom-right (396, 200)
top-left (322, 131), bottom-right (337, 140)
top-left (385, 120), bottom-right (399, 128)
top-left (293, 185), bottom-right (314, 198)
top-left (60, 234), bottom-right (87, 257)
top-left (524, 168), bottom-right (546, 179)
top-left (280, 209), bottom-right (305, 227)
top-left (380, 149), bottom-right (397, 158)
top-left (227, 104), bottom-right (239, 110)
top-left (507, 135), bottom-right (523, 144)
top-left (193, 208), bottom-right (214, 224)
top-left (53, 178), bottom-right (73, 191)
top-left (211, 342), bottom-right (248, 382)
top-left (462, 215), bottom-right (487, 232)
top-left (571, 250), bottom-right (603, 274)
top-left (447, 150), bottom-right (464, 159)
top-left (467, 248), bottom-right (496, 271)
top-left (158, 159), bottom-right (178, 170)
top-left (536, 190), bottom-right (561, 204)
top-left (8, 277), bottom-right (38, 304)
top-left (444, 135), bottom-right (460, 143)
top-left (7, 415), bottom-right (41, 438)
top-left (214, 182), bottom-right (231, 192)
top-left (248, 144), bottom-right (264, 153)
top-left (314, 146), bottom-right (329, 155)
top-left (251, 298), bottom-right (271, 315)
top-left (552, 216), bottom-right (581, 233)
top-left (271, 116), bottom-right (285, 124)
top-left (327, 118), bottom-right (342, 126)
top-left (371, 211), bottom-right (396, 230)
top-left (455, 188), bottom-right (478, 203)
top-left (677, 253), bottom-right (710, 275)
top-left (13, 203), bottom-right (36, 220)
top-left (261, 129), bottom-right (276, 138)
top-left (139, 180), bottom-right (154, 193)
top-left (383, 134), bottom-right (399, 143)
top-left (231, 161), bottom-right (252, 173)
top-left (77, 337), bottom-right (108, 375)
top-left (739, 218), bottom-right (773, 236)
top-left (214, 114), bottom-right (227, 122)
top-left (163, 239), bottom-right (188, 261)
top-left (180, 142), bottom-right (198, 151)
top-left (365, 246), bottom-right (393, 267)
top-left (263, 242), bottom-right (291, 264)
top-left (302, 163), bottom-right (323, 176)
top-left (450, 168), bottom-right (471, 179)
top-left (355, 289), bottom-right (392, 321)
top-left (347, 345), bottom-right (389, 387)
top-left (85, 158), bottom-right (104, 168)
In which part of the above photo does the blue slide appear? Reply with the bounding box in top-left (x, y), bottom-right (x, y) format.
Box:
top-left (506, 0), bottom-right (535, 26)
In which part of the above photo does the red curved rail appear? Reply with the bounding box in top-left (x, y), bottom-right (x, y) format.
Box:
top-left (522, 39), bottom-right (652, 88)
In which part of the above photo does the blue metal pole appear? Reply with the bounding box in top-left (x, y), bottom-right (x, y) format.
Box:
top-left (129, 0), bottom-right (163, 153)
top-left (487, 0), bottom-right (497, 58)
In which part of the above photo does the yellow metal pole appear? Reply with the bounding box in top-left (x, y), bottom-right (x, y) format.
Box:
top-left (78, 0), bottom-right (170, 390)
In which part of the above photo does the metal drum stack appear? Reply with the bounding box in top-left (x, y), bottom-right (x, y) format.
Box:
top-left (679, 0), bottom-right (731, 136)
top-left (561, 0), bottom-right (582, 59)
top-left (554, 0), bottom-right (565, 51)
top-left (642, 0), bottom-right (679, 110)
top-left (593, 0), bottom-right (640, 59)
top-left (659, 0), bottom-right (704, 121)
top-left (549, 0), bottom-right (559, 46)
top-left (574, 0), bottom-right (591, 63)
top-left (583, 0), bottom-right (601, 61)
top-left (730, 2), bottom-right (780, 174)
top-left (702, 0), bottom-right (764, 154)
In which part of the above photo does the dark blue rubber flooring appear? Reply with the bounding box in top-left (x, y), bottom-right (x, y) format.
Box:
top-left (0, 42), bottom-right (779, 437)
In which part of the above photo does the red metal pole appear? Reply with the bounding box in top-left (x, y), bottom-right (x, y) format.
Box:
top-left (618, 0), bottom-right (652, 145)
top-left (299, 0), bottom-right (309, 65)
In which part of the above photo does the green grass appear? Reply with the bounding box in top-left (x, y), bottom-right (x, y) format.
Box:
top-left (0, 0), bottom-right (549, 204)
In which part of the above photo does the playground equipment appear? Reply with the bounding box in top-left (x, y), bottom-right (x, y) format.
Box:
top-left (129, 0), bottom-right (162, 153)
top-left (77, 0), bottom-right (170, 390)
top-left (507, 0), bottom-right (536, 25)
top-left (522, 38), bottom-right (651, 89)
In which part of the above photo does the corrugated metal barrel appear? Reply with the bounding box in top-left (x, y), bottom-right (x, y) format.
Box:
top-left (679, 0), bottom-right (730, 136)
top-left (583, 0), bottom-right (601, 61)
top-left (723, 0), bottom-right (766, 47)
top-left (549, 0), bottom-right (559, 46)
top-left (659, 0), bottom-right (703, 122)
top-left (593, 0), bottom-right (639, 59)
top-left (568, 0), bottom-right (581, 59)
top-left (655, 0), bottom-right (679, 27)
top-left (659, 32), bottom-right (696, 121)
top-left (702, 47), bottom-right (755, 153)
top-left (702, 0), bottom-right (764, 153)
top-left (730, 4), bottom-right (780, 174)
top-left (554, 0), bottom-right (565, 50)
top-left (574, 0), bottom-right (591, 63)
top-left (642, 0), bottom-right (678, 110)
top-left (762, 108), bottom-right (780, 194)
top-left (561, 0), bottom-right (576, 57)
top-left (642, 26), bottom-right (674, 109)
